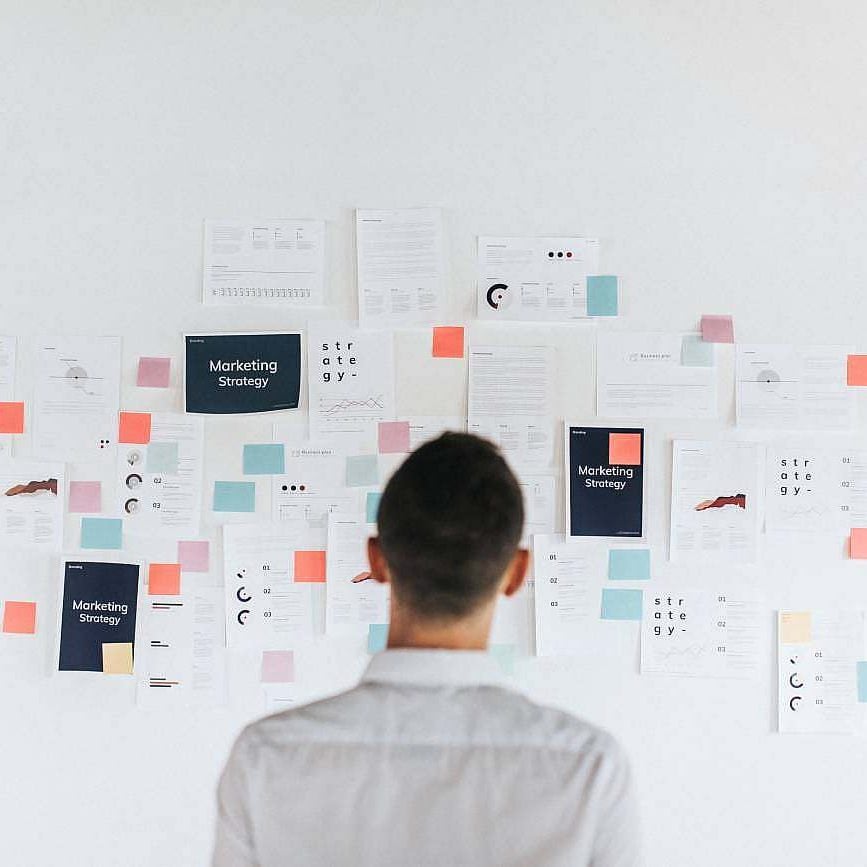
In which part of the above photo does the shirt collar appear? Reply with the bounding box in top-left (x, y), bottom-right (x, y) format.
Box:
top-left (361, 648), bottom-right (508, 689)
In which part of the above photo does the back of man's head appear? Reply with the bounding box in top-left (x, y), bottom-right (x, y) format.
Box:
top-left (376, 432), bottom-right (524, 621)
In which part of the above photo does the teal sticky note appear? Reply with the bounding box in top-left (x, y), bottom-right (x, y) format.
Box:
top-left (681, 334), bottom-right (714, 367)
top-left (243, 443), bottom-right (285, 475)
top-left (346, 455), bottom-right (378, 487)
top-left (81, 517), bottom-right (123, 550)
top-left (490, 643), bottom-right (517, 676)
top-left (608, 548), bottom-right (651, 581)
top-left (586, 275), bottom-right (619, 316)
top-left (857, 661), bottom-right (867, 702)
top-left (146, 441), bottom-right (179, 474)
top-left (601, 588), bottom-right (643, 621)
top-left (365, 491), bottom-right (381, 524)
top-left (367, 623), bottom-right (389, 654)
top-left (213, 481), bottom-right (256, 513)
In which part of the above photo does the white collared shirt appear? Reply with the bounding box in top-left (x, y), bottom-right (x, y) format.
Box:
top-left (213, 649), bottom-right (641, 867)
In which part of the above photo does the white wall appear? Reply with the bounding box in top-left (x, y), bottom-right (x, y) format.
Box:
top-left (3, 2), bottom-right (867, 865)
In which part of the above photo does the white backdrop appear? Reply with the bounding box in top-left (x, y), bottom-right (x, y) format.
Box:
top-left (3, 2), bottom-right (867, 865)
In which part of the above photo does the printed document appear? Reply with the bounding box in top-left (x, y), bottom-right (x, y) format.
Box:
top-left (0, 459), bottom-right (64, 550)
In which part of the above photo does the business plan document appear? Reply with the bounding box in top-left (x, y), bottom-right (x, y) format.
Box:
top-left (597, 332), bottom-right (717, 419)
top-left (203, 218), bottom-right (325, 306)
top-left (356, 208), bottom-right (445, 327)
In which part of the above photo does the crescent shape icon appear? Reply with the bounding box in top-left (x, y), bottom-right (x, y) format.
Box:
top-left (789, 696), bottom-right (801, 711)
top-left (236, 586), bottom-right (252, 603)
top-left (789, 674), bottom-right (804, 689)
top-left (237, 609), bottom-right (250, 625)
top-left (486, 283), bottom-right (508, 310)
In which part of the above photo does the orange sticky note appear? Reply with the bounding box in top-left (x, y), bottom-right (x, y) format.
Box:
top-left (850, 528), bottom-right (867, 559)
top-left (2, 601), bottom-right (36, 634)
top-left (847, 355), bottom-right (867, 386)
top-left (0, 402), bottom-right (24, 434)
top-left (780, 612), bottom-right (812, 644)
top-left (148, 563), bottom-right (181, 595)
top-left (118, 411), bottom-right (151, 444)
top-left (102, 642), bottom-right (133, 674)
top-left (609, 432), bottom-right (642, 466)
top-left (432, 326), bottom-right (465, 359)
top-left (294, 550), bottom-right (326, 583)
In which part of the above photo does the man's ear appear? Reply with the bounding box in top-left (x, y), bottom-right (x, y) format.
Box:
top-left (367, 537), bottom-right (390, 585)
top-left (502, 548), bottom-right (529, 598)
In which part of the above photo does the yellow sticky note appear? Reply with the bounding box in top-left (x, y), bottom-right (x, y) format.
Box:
top-left (102, 642), bottom-right (133, 675)
top-left (780, 612), bottom-right (812, 644)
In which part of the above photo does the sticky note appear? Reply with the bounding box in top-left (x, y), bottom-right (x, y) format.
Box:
top-left (601, 588), bottom-right (643, 621)
top-left (69, 481), bottom-right (102, 514)
top-left (681, 335), bottom-right (714, 367)
top-left (261, 650), bottom-right (295, 683)
top-left (586, 275), bottom-right (619, 316)
top-left (700, 314), bottom-right (734, 344)
top-left (490, 643), bottom-right (516, 676)
top-left (178, 540), bottom-right (210, 572)
top-left (243, 443), bottom-right (285, 475)
top-left (367, 623), bottom-right (389, 654)
top-left (857, 661), bottom-right (867, 703)
top-left (608, 548), bottom-right (651, 581)
top-left (148, 563), bottom-right (181, 595)
top-left (81, 517), bottom-right (123, 550)
top-left (848, 356), bottom-right (867, 387)
top-left (213, 481), bottom-right (256, 513)
top-left (780, 612), bottom-right (812, 644)
top-left (118, 411), bottom-right (151, 444)
top-left (294, 550), bottom-right (326, 583)
top-left (850, 528), bottom-right (867, 559)
top-left (609, 432), bottom-right (642, 466)
top-left (0, 402), bottom-right (24, 434)
top-left (137, 357), bottom-right (172, 388)
top-left (146, 441), bottom-right (179, 474)
top-left (346, 455), bottom-right (378, 487)
top-left (432, 326), bottom-right (465, 358)
top-left (378, 421), bottom-right (410, 454)
top-left (3, 601), bottom-right (36, 634)
top-left (366, 491), bottom-right (381, 524)
top-left (102, 642), bottom-right (133, 675)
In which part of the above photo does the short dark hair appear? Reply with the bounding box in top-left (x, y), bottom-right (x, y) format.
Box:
top-left (376, 432), bottom-right (524, 620)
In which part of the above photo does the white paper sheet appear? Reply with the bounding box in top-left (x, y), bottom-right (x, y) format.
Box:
top-left (477, 236), bottom-right (601, 321)
top-left (202, 218), bottom-right (325, 306)
top-left (271, 451), bottom-right (360, 527)
top-left (596, 332), bottom-right (717, 419)
top-left (356, 208), bottom-right (445, 327)
top-left (0, 336), bottom-right (16, 457)
top-left (406, 416), bottom-right (465, 450)
top-left (0, 460), bottom-right (64, 551)
top-left (518, 474), bottom-right (557, 547)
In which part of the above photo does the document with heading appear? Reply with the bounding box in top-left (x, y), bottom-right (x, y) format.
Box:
top-left (356, 208), bottom-right (445, 327)
top-left (0, 336), bottom-right (16, 456)
top-left (518, 474), bottom-right (557, 546)
top-left (597, 332), bottom-right (717, 419)
top-left (477, 236), bottom-right (601, 321)
top-left (0, 459), bottom-right (65, 551)
top-left (203, 218), bottom-right (325, 306)
top-left (272, 450), bottom-right (360, 528)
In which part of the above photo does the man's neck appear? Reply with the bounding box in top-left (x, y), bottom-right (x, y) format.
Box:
top-left (385, 604), bottom-right (494, 651)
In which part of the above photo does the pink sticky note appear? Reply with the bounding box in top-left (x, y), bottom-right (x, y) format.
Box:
top-left (137, 357), bottom-right (172, 388)
top-left (69, 481), bottom-right (102, 514)
top-left (700, 315), bottom-right (735, 344)
top-left (378, 421), bottom-right (411, 454)
top-left (261, 650), bottom-right (295, 683)
top-left (850, 528), bottom-right (867, 559)
top-left (178, 540), bottom-right (210, 572)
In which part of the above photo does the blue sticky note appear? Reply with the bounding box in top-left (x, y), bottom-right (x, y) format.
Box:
top-left (213, 481), bottom-right (256, 513)
top-left (601, 588), bottom-right (643, 621)
top-left (366, 491), bottom-right (381, 524)
top-left (346, 455), bottom-right (378, 488)
top-left (681, 334), bottom-right (714, 367)
top-left (490, 643), bottom-right (517, 676)
top-left (608, 548), bottom-right (651, 581)
top-left (586, 275), bottom-right (619, 317)
top-left (81, 517), bottom-right (123, 550)
top-left (243, 443), bottom-right (285, 475)
top-left (857, 661), bottom-right (867, 703)
top-left (146, 441), bottom-right (179, 474)
top-left (368, 623), bottom-right (389, 654)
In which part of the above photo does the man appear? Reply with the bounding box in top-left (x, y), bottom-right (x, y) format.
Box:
top-left (214, 433), bottom-right (641, 866)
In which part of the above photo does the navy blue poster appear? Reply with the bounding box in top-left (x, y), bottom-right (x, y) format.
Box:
top-left (58, 561), bottom-right (140, 672)
top-left (185, 332), bottom-right (302, 414)
top-left (568, 425), bottom-right (644, 537)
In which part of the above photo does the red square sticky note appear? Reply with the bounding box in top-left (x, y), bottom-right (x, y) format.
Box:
top-left (0, 402), bottom-right (25, 434)
top-left (432, 326), bottom-right (465, 358)
top-left (148, 563), bottom-right (181, 595)
top-left (700, 314), bottom-right (735, 344)
top-left (378, 421), bottom-right (411, 454)
top-left (137, 357), bottom-right (172, 388)
top-left (261, 650), bottom-right (294, 683)
top-left (118, 411), bottom-right (151, 444)
top-left (294, 550), bottom-right (326, 583)
top-left (3, 601), bottom-right (36, 634)
top-left (847, 355), bottom-right (867, 386)
top-left (609, 432), bottom-right (642, 466)
top-left (850, 528), bottom-right (867, 559)
top-left (178, 540), bottom-right (210, 572)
